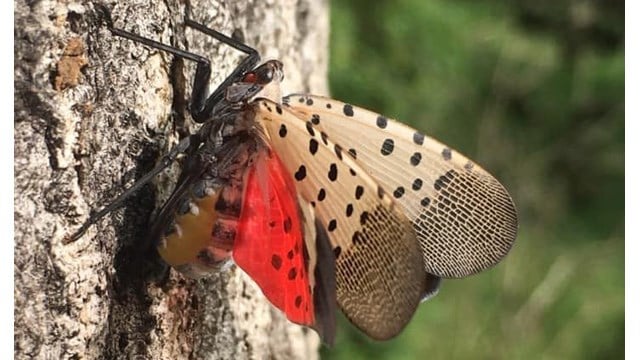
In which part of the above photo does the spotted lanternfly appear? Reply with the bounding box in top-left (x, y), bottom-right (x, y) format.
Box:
top-left (68, 9), bottom-right (518, 345)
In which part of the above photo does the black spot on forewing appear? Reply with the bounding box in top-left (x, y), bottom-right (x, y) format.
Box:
top-left (376, 116), bottom-right (388, 129)
top-left (360, 211), bottom-right (369, 225)
top-left (328, 219), bottom-right (337, 232)
top-left (413, 132), bottom-right (425, 145)
top-left (346, 204), bottom-right (354, 217)
top-left (442, 148), bottom-right (452, 160)
top-left (309, 138), bottom-right (319, 155)
top-left (318, 188), bottom-right (326, 201)
top-left (393, 186), bottom-right (405, 199)
top-left (305, 121), bottom-right (315, 136)
top-left (279, 124), bottom-right (287, 137)
top-left (420, 197), bottom-right (431, 207)
top-left (328, 164), bottom-right (338, 181)
top-left (294, 165), bottom-right (306, 181)
top-left (334, 144), bottom-right (343, 160)
top-left (343, 104), bottom-right (354, 116)
top-left (321, 131), bottom-right (329, 145)
top-left (381, 139), bottom-right (394, 155)
top-left (412, 178), bottom-right (423, 191)
top-left (410, 152), bottom-right (422, 166)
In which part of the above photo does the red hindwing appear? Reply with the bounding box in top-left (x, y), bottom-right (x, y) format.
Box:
top-left (233, 149), bottom-right (314, 325)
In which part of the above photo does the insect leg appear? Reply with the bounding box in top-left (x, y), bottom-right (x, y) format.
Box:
top-left (108, 13), bottom-right (259, 123)
top-left (182, 16), bottom-right (260, 122)
top-left (64, 134), bottom-right (200, 244)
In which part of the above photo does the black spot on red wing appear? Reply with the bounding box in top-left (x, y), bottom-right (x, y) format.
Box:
top-left (410, 152), bottom-right (422, 166)
top-left (360, 211), bottom-right (369, 225)
top-left (421, 197), bottom-right (431, 207)
top-left (283, 216), bottom-right (292, 233)
top-left (381, 138), bottom-right (394, 155)
top-left (412, 178), bottom-right (423, 191)
top-left (346, 203), bottom-right (354, 217)
top-left (306, 98), bottom-right (314, 106)
top-left (343, 104), bottom-right (354, 116)
top-left (309, 138), bottom-right (319, 155)
top-left (294, 243), bottom-right (300, 254)
top-left (276, 104), bottom-right (283, 115)
top-left (295, 295), bottom-right (303, 308)
top-left (355, 185), bottom-right (364, 200)
top-left (393, 186), bottom-right (405, 199)
top-left (328, 219), bottom-right (337, 232)
top-left (278, 124), bottom-right (287, 137)
top-left (294, 165), bottom-right (307, 181)
top-left (317, 188), bottom-right (326, 201)
top-left (348, 148), bottom-right (357, 159)
top-left (334, 144), bottom-right (343, 160)
top-left (271, 255), bottom-right (282, 270)
top-left (333, 246), bottom-right (342, 258)
top-left (287, 250), bottom-right (294, 259)
top-left (442, 147), bottom-right (452, 160)
top-left (305, 121), bottom-right (315, 136)
top-left (413, 132), bottom-right (425, 145)
top-left (288, 267), bottom-right (298, 280)
top-left (269, 220), bottom-right (277, 228)
top-left (328, 164), bottom-right (338, 181)
top-left (376, 116), bottom-right (388, 129)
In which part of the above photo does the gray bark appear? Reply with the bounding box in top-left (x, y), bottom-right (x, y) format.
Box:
top-left (14, 0), bottom-right (329, 359)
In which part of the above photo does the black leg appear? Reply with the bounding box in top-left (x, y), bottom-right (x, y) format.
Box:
top-left (183, 18), bottom-right (260, 122)
top-left (64, 135), bottom-right (200, 244)
top-left (108, 10), bottom-right (260, 123)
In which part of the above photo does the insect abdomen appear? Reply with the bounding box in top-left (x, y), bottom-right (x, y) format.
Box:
top-left (157, 182), bottom-right (248, 278)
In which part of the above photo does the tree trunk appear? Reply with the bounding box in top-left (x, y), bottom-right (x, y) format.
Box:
top-left (14, 0), bottom-right (329, 358)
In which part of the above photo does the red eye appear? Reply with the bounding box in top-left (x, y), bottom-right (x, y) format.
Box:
top-left (243, 72), bottom-right (257, 83)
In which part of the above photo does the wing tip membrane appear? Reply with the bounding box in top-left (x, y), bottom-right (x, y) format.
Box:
top-left (335, 206), bottom-right (428, 340)
top-left (415, 168), bottom-right (518, 278)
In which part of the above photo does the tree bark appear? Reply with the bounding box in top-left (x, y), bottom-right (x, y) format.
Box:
top-left (14, 0), bottom-right (329, 358)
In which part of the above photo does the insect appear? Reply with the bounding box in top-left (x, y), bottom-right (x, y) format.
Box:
top-left (68, 8), bottom-right (518, 346)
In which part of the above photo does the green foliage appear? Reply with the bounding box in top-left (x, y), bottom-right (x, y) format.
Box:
top-left (324, 0), bottom-right (623, 359)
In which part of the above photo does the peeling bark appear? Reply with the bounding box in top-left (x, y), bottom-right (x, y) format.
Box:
top-left (14, 0), bottom-right (329, 358)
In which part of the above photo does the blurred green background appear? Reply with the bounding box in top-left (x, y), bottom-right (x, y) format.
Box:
top-left (323, 0), bottom-right (624, 359)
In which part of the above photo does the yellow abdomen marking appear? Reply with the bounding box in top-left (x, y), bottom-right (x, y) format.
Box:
top-left (157, 192), bottom-right (219, 266)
